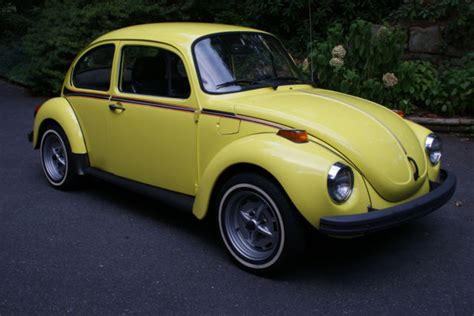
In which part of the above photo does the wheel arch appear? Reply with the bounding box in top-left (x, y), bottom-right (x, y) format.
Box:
top-left (206, 162), bottom-right (283, 217)
top-left (192, 133), bottom-right (372, 228)
top-left (35, 118), bottom-right (60, 149)
top-left (193, 134), bottom-right (328, 228)
top-left (33, 97), bottom-right (87, 154)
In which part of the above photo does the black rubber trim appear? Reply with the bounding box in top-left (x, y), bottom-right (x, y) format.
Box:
top-left (201, 108), bottom-right (236, 117)
top-left (84, 167), bottom-right (194, 213)
top-left (71, 153), bottom-right (89, 176)
top-left (319, 169), bottom-right (456, 236)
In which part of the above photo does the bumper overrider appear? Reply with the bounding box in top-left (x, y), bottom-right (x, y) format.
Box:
top-left (319, 169), bottom-right (456, 236)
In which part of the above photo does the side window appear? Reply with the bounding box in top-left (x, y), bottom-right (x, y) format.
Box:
top-left (72, 44), bottom-right (115, 91)
top-left (120, 45), bottom-right (190, 99)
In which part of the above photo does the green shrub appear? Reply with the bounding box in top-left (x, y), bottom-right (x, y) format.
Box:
top-left (0, 1), bottom-right (34, 84)
top-left (1, 1), bottom-right (472, 116)
top-left (388, 0), bottom-right (474, 50)
top-left (389, 0), bottom-right (459, 21)
top-left (21, 0), bottom-right (192, 94)
top-left (311, 20), bottom-right (408, 109)
top-left (3, 0), bottom-right (402, 94)
top-left (310, 19), bottom-right (473, 116)
top-left (390, 60), bottom-right (440, 114)
top-left (435, 56), bottom-right (474, 115)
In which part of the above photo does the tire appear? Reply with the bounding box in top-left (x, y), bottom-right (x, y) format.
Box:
top-left (217, 172), bottom-right (309, 274)
top-left (40, 124), bottom-right (82, 190)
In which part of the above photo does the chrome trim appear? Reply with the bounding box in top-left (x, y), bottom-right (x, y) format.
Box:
top-left (327, 162), bottom-right (354, 203)
top-left (425, 133), bottom-right (442, 165)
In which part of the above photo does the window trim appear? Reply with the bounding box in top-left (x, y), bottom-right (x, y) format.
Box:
top-left (117, 43), bottom-right (192, 100)
top-left (71, 43), bottom-right (116, 92)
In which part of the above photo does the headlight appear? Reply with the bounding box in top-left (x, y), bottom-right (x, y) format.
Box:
top-left (327, 163), bottom-right (354, 203)
top-left (425, 133), bottom-right (442, 165)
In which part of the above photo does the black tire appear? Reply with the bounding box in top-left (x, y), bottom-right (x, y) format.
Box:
top-left (217, 172), bottom-right (309, 274)
top-left (40, 123), bottom-right (82, 190)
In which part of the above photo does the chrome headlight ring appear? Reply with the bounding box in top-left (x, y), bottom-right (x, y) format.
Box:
top-left (327, 162), bottom-right (354, 203)
top-left (425, 133), bottom-right (442, 165)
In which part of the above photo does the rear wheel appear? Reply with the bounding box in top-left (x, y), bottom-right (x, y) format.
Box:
top-left (40, 124), bottom-right (82, 190)
top-left (217, 173), bottom-right (309, 274)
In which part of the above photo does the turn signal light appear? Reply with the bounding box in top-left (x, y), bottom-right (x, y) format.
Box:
top-left (393, 109), bottom-right (405, 118)
top-left (277, 129), bottom-right (308, 143)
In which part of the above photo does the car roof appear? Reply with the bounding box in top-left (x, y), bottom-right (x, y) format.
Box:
top-left (91, 22), bottom-right (267, 48)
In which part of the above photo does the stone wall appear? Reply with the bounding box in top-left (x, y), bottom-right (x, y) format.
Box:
top-left (374, 22), bottom-right (468, 64)
top-left (407, 23), bottom-right (465, 64)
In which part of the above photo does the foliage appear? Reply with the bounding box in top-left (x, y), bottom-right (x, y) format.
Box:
top-left (0, 0), bottom-right (472, 117)
top-left (391, 60), bottom-right (439, 114)
top-left (0, 0), bottom-right (404, 94)
top-left (19, 0), bottom-right (194, 94)
top-left (388, 0), bottom-right (460, 20)
top-left (443, 1), bottom-right (474, 50)
top-left (220, 0), bottom-right (400, 59)
top-left (0, 1), bottom-right (35, 85)
top-left (311, 20), bottom-right (473, 116)
top-left (390, 55), bottom-right (474, 116)
top-left (434, 55), bottom-right (474, 115)
top-left (311, 20), bottom-right (406, 108)
top-left (388, 0), bottom-right (474, 50)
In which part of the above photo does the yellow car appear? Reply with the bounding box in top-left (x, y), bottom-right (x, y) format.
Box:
top-left (29, 23), bottom-right (456, 273)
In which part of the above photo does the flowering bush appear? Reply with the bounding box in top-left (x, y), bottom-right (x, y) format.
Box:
top-left (382, 73), bottom-right (398, 88)
top-left (309, 20), bottom-right (473, 116)
top-left (331, 45), bottom-right (346, 59)
top-left (329, 57), bottom-right (344, 67)
top-left (311, 20), bottom-right (406, 110)
top-left (431, 56), bottom-right (474, 116)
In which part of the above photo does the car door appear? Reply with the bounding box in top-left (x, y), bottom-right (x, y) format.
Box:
top-left (63, 43), bottom-right (116, 169)
top-left (107, 41), bottom-right (198, 196)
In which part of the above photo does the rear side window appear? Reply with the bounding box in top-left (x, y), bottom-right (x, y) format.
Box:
top-left (73, 44), bottom-right (115, 91)
top-left (119, 45), bottom-right (190, 99)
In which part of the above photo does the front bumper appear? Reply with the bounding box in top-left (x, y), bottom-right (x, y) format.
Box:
top-left (319, 169), bottom-right (456, 236)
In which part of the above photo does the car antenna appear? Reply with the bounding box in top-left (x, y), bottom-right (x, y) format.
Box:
top-left (308, 0), bottom-right (315, 85)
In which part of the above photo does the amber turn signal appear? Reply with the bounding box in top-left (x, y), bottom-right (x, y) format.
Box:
top-left (393, 109), bottom-right (405, 118)
top-left (277, 129), bottom-right (308, 143)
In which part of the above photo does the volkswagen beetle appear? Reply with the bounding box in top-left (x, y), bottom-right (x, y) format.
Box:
top-left (29, 23), bottom-right (456, 273)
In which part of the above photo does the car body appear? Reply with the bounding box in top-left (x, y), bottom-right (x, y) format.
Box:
top-left (30, 23), bottom-right (456, 273)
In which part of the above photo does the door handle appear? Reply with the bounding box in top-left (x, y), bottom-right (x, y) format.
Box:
top-left (109, 103), bottom-right (126, 112)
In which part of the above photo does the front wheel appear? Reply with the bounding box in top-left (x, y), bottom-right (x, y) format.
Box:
top-left (217, 173), bottom-right (309, 274)
top-left (40, 124), bottom-right (82, 190)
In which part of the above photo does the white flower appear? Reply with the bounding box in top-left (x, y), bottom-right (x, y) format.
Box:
top-left (302, 58), bottom-right (309, 72)
top-left (376, 26), bottom-right (388, 38)
top-left (329, 57), bottom-right (344, 67)
top-left (382, 72), bottom-right (398, 88)
top-left (331, 45), bottom-right (346, 59)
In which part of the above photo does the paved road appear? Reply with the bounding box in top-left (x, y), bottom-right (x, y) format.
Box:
top-left (0, 79), bottom-right (473, 314)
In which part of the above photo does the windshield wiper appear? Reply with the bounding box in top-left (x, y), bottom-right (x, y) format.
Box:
top-left (216, 77), bottom-right (309, 90)
top-left (260, 76), bottom-right (308, 89)
top-left (271, 76), bottom-right (302, 82)
top-left (216, 79), bottom-right (263, 89)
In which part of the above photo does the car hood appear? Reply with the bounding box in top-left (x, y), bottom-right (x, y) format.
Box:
top-left (229, 87), bottom-right (427, 202)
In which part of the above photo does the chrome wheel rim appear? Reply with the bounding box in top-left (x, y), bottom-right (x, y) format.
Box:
top-left (41, 131), bottom-right (67, 183)
top-left (221, 186), bottom-right (282, 263)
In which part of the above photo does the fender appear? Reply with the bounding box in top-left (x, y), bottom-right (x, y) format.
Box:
top-left (33, 97), bottom-right (87, 154)
top-left (192, 133), bottom-right (371, 228)
top-left (405, 120), bottom-right (440, 182)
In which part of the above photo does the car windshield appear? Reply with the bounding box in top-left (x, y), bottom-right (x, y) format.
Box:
top-left (193, 33), bottom-right (307, 94)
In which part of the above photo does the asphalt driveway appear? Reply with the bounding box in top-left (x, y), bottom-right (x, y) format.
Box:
top-left (0, 79), bottom-right (473, 314)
